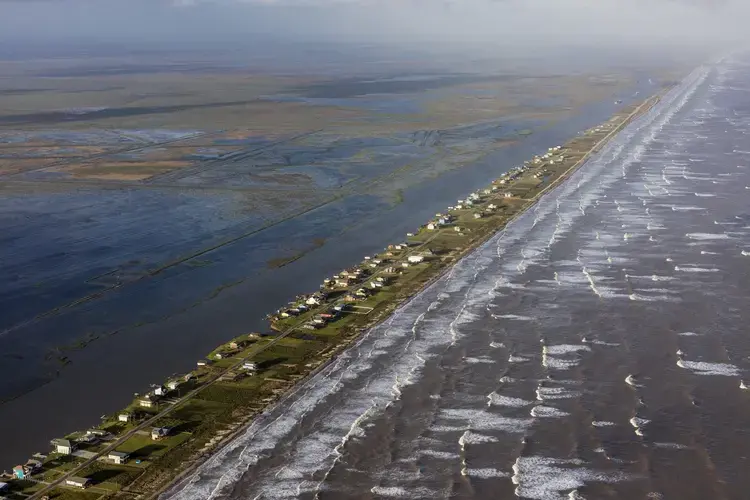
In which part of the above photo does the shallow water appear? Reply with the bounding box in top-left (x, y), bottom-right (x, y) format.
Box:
top-left (161, 55), bottom-right (750, 499)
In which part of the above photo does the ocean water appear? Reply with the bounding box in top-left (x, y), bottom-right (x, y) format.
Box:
top-left (160, 54), bottom-right (750, 499)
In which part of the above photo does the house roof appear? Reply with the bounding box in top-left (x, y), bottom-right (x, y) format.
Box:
top-left (67, 477), bottom-right (90, 484)
top-left (51, 438), bottom-right (72, 447)
top-left (109, 451), bottom-right (130, 458)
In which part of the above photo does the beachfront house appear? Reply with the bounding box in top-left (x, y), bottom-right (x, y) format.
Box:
top-left (153, 385), bottom-right (167, 396)
top-left (196, 359), bottom-right (213, 367)
top-left (407, 255), bottom-right (425, 264)
top-left (118, 413), bottom-right (131, 423)
top-left (108, 451), bottom-right (130, 465)
top-left (151, 427), bottom-right (170, 441)
top-left (12, 466), bottom-right (26, 479)
top-left (65, 477), bottom-right (90, 489)
top-left (51, 438), bottom-right (74, 455)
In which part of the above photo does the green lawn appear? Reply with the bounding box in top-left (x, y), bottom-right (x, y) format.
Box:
top-left (114, 432), bottom-right (191, 459)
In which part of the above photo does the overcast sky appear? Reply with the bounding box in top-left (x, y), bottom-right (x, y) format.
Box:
top-left (0, 0), bottom-right (746, 47)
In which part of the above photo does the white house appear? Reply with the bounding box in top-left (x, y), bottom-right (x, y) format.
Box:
top-left (243, 361), bottom-right (258, 372)
top-left (151, 427), bottom-right (170, 441)
top-left (51, 438), bottom-right (74, 455)
top-left (407, 255), bottom-right (425, 264)
top-left (65, 477), bottom-right (90, 489)
top-left (153, 385), bottom-right (166, 396)
top-left (108, 451), bottom-right (130, 465)
top-left (503, 192), bottom-right (513, 198)
top-left (473, 213), bottom-right (483, 219)
top-left (118, 413), bottom-right (131, 423)
top-left (427, 223), bottom-right (437, 230)
top-left (167, 380), bottom-right (181, 391)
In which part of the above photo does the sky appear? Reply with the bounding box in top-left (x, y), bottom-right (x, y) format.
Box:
top-left (0, 0), bottom-right (746, 48)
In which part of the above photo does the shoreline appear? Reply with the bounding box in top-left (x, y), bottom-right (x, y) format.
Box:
top-left (159, 91), bottom-right (664, 500)
top-left (4, 89), bottom-right (664, 500)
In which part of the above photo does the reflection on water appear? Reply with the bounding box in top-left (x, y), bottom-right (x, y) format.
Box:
top-left (163, 55), bottom-right (750, 499)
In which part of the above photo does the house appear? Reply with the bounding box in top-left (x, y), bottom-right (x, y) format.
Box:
top-left (427, 223), bottom-right (437, 230)
top-left (196, 359), bottom-right (213, 367)
top-left (65, 477), bottom-right (90, 489)
top-left (153, 385), bottom-right (167, 396)
top-left (167, 380), bottom-right (181, 391)
top-left (407, 255), bottom-right (425, 264)
top-left (343, 293), bottom-right (360, 302)
top-left (51, 438), bottom-right (74, 455)
top-left (401, 262), bottom-right (410, 268)
top-left (454, 226), bottom-right (462, 232)
top-left (306, 296), bottom-right (322, 306)
top-left (12, 466), bottom-right (26, 479)
top-left (503, 192), bottom-right (513, 198)
top-left (473, 213), bottom-right (483, 219)
top-left (335, 278), bottom-right (354, 287)
top-left (0, 483), bottom-right (9, 493)
top-left (499, 179), bottom-right (507, 184)
top-left (488, 204), bottom-right (498, 210)
top-left (108, 451), bottom-right (130, 465)
top-left (151, 427), bottom-right (170, 441)
top-left (138, 394), bottom-right (157, 408)
top-left (118, 413), bottom-right (131, 423)
top-left (243, 361), bottom-right (258, 372)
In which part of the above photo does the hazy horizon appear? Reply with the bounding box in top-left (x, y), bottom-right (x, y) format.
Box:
top-left (0, 0), bottom-right (747, 50)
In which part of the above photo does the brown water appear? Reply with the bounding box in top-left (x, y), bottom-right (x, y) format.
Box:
top-left (160, 54), bottom-right (750, 499)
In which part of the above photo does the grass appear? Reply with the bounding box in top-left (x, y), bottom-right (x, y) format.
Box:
top-left (114, 432), bottom-right (190, 460)
top-left (78, 462), bottom-right (143, 488)
top-left (47, 488), bottom-right (102, 500)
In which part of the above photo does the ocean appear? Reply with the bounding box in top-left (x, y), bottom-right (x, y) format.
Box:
top-left (160, 54), bottom-right (750, 499)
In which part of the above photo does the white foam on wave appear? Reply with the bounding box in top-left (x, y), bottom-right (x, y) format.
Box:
top-left (694, 192), bottom-right (716, 197)
top-left (465, 356), bottom-right (496, 365)
top-left (489, 341), bottom-right (505, 349)
top-left (653, 442), bottom-right (691, 450)
top-left (370, 486), bottom-right (437, 498)
top-left (493, 314), bottom-right (536, 321)
top-left (686, 232), bottom-right (731, 240)
top-left (511, 456), bottom-right (633, 499)
top-left (672, 205), bottom-right (706, 211)
top-left (463, 468), bottom-right (510, 479)
top-left (509, 355), bottom-right (530, 364)
top-left (592, 421), bottom-right (616, 427)
top-left (676, 359), bottom-right (740, 376)
top-left (459, 430), bottom-right (499, 445)
top-left (674, 265), bottom-right (720, 273)
top-left (487, 392), bottom-right (534, 408)
top-left (530, 405), bottom-right (569, 418)
top-left (418, 449), bottom-right (460, 460)
top-left (440, 408), bottom-right (533, 433)
top-left (536, 385), bottom-right (582, 401)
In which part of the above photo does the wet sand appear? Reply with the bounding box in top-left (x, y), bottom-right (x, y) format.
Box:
top-left (159, 55), bottom-right (750, 499)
